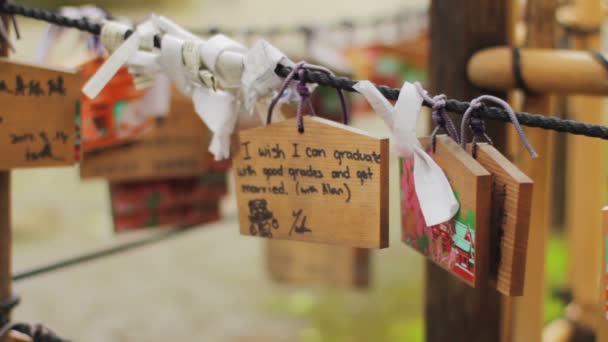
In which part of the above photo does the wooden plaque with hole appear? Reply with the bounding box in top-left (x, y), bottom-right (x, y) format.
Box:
top-left (266, 240), bottom-right (370, 288)
top-left (472, 143), bottom-right (533, 296)
top-left (80, 91), bottom-right (211, 181)
top-left (0, 59), bottom-right (80, 169)
top-left (232, 116), bottom-right (389, 249)
top-left (401, 135), bottom-right (492, 287)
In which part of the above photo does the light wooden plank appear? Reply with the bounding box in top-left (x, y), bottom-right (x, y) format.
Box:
top-left (0, 59), bottom-right (80, 169)
top-left (232, 116), bottom-right (389, 248)
top-left (80, 90), bottom-right (211, 181)
top-left (473, 143), bottom-right (533, 296)
top-left (266, 240), bottom-right (369, 288)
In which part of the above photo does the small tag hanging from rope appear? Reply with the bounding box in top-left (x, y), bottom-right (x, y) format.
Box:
top-left (232, 63), bottom-right (389, 248)
top-left (80, 88), bottom-right (211, 181)
top-left (109, 167), bottom-right (228, 233)
top-left (266, 240), bottom-right (370, 288)
top-left (0, 59), bottom-right (80, 169)
top-left (402, 135), bottom-right (492, 287)
top-left (364, 82), bottom-right (492, 287)
top-left (79, 57), bottom-right (152, 152)
top-left (461, 95), bottom-right (536, 296)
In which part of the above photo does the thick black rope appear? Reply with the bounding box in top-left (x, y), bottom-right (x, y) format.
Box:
top-left (0, 293), bottom-right (19, 326)
top-left (1, 322), bottom-right (69, 342)
top-left (275, 65), bottom-right (608, 139)
top-left (0, 2), bottom-right (101, 35)
top-left (1, 2), bottom-right (608, 140)
top-left (512, 47), bottom-right (534, 94)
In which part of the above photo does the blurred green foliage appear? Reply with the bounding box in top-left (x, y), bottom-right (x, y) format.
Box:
top-left (265, 269), bottom-right (424, 342)
top-left (545, 234), bottom-right (568, 323)
top-left (265, 234), bottom-right (569, 341)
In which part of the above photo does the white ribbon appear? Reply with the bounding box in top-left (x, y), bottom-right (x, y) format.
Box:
top-left (82, 19), bottom-right (160, 99)
top-left (192, 87), bottom-right (238, 160)
top-left (241, 40), bottom-right (294, 113)
top-left (200, 34), bottom-right (247, 88)
top-left (354, 80), bottom-right (459, 226)
top-left (158, 33), bottom-right (239, 160)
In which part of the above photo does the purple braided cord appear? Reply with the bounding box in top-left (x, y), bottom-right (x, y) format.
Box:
top-left (461, 95), bottom-right (537, 158)
top-left (414, 82), bottom-right (459, 143)
top-left (267, 61), bottom-right (349, 130)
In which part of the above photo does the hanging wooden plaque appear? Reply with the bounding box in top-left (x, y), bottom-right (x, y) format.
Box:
top-left (0, 59), bottom-right (80, 169)
top-left (80, 90), bottom-right (211, 181)
top-left (401, 135), bottom-right (491, 287)
top-left (266, 240), bottom-right (370, 288)
top-left (232, 116), bottom-right (389, 248)
top-left (472, 143), bottom-right (533, 296)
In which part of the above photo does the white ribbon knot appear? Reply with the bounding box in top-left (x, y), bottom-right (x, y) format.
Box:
top-left (354, 80), bottom-right (459, 226)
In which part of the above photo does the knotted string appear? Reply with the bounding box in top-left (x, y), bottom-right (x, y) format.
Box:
top-left (461, 95), bottom-right (538, 158)
top-left (267, 61), bottom-right (349, 133)
top-left (414, 82), bottom-right (459, 151)
top-left (0, 1), bottom-right (20, 52)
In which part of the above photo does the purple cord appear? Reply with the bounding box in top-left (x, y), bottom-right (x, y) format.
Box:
top-left (461, 95), bottom-right (538, 158)
top-left (414, 82), bottom-right (459, 150)
top-left (267, 61), bottom-right (349, 132)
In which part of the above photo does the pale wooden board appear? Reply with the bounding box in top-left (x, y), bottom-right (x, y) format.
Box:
top-left (8, 331), bottom-right (32, 342)
top-left (80, 91), bottom-right (211, 181)
top-left (474, 143), bottom-right (533, 296)
top-left (600, 206), bottom-right (608, 340)
top-left (401, 135), bottom-right (492, 287)
top-left (232, 116), bottom-right (389, 249)
top-left (266, 239), bottom-right (369, 288)
top-left (0, 59), bottom-right (80, 169)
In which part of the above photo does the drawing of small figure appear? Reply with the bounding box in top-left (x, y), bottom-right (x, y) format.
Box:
top-left (248, 199), bottom-right (279, 238)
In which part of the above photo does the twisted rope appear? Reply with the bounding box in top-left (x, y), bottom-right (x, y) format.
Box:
top-left (0, 2), bottom-right (607, 140)
top-left (275, 65), bottom-right (608, 140)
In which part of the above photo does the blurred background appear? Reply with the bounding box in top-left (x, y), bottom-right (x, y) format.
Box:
top-left (5, 0), bottom-right (575, 341)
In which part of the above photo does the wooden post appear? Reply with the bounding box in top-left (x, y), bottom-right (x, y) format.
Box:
top-left (468, 48), bottom-right (608, 94)
top-left (561, 0), bottom-right (605, 335)
top-left (506, 1), bottom-right (557, 342)
top-left (598, 207), bottom-right (608, 341)
top-left (426, 1), bottom-right (510, 341)
top-left (0, 0), bottom-right (11, 340)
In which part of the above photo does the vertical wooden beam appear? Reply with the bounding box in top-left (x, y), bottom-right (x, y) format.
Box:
top-left (597, 207), bottom-right (608, 341)
top-left (0, 1), bottom-right (11, 340)
top-left (507, 1), bottom-right (557, 342)
top-left (426, 1), bottom-right (510, 341)
top-left (563, 0), bottom-right (605, 334)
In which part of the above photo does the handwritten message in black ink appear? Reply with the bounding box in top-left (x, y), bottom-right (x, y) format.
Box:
top-left (233, 116), bottom-right (389, 248)
top-left (0, 59), bottom-right (79, 170)
top-left (0, 74), bottom-right (66, 97)
top-left (236, 141), bottom-right (381, 204)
